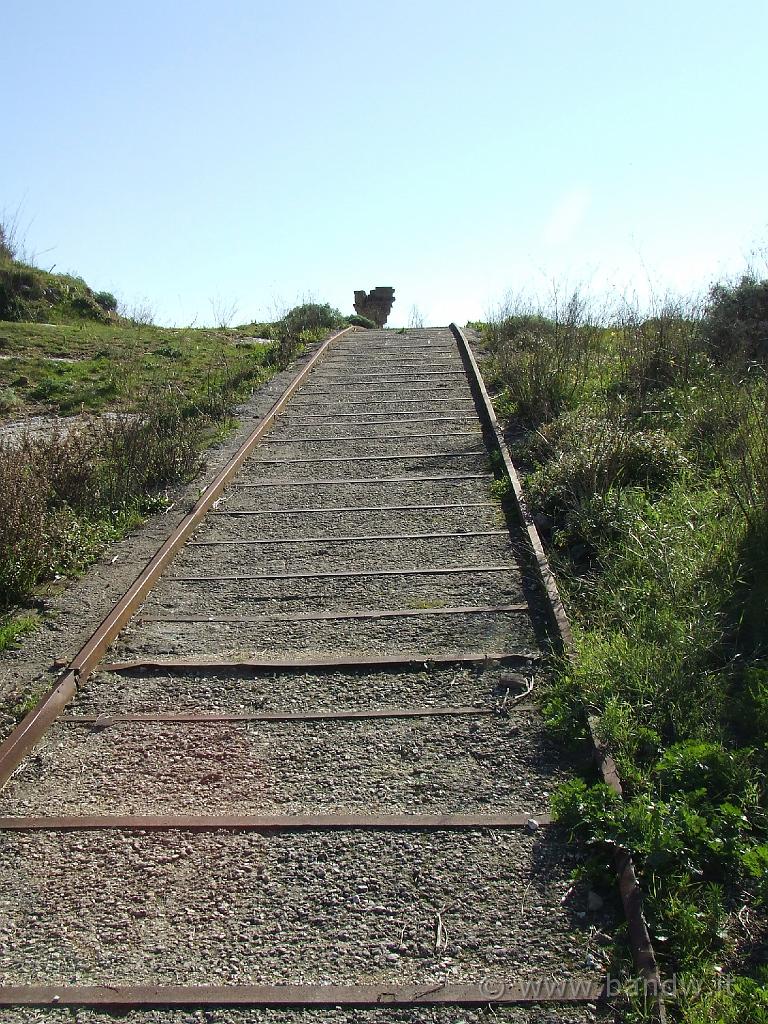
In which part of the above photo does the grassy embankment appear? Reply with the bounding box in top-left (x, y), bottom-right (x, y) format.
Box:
top-left (478, 278), bottom-right (768, 1022)
top-left (0, 244), bottom-right (366, 671)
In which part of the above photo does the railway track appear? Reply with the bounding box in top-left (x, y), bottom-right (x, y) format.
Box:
top-left (0, 325), bottom-right (657, 1021)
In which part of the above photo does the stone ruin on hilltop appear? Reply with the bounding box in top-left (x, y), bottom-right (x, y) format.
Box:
top-left (354, 287), bottom-right (395, 327)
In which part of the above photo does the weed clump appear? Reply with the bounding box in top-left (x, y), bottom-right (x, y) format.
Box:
top-left (525, 411), bottom-right (686, 519)
top-left (486, 292), bottom-right (602, 425)
top-left (0, 407), bottom-right (202, 606)
top-left (612, 300), bottom-right (708, 413)
top-left (0, 224), bottom-right (15, 262)
top-left (347, 314), bottom-right (376, 329)
top-left (0, 387), bottom-right (21, 416)
top-left (94, 291), bottom-right (118, 312)
top-left (264, 302), bottom-right (347, 366)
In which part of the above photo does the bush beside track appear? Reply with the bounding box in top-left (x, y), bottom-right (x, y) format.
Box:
top-left (478, 276), bottom-right (768, 1022)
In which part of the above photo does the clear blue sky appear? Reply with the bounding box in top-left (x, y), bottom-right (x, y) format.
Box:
top-left (3, 1), bottom-right (767, 327)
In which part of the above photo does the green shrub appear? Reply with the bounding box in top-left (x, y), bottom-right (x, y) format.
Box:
top-left (681, 969), bottom-right (768, 1024)
top-left (0, 613), bottom-right (37, 653)
top-left (525, 411), bottom-right (687, 517)
top-left (0, 386), bottom-right (20, 415)
top-left (709, 375), bottom-right (768, 529)
top-left (612, 301), bottom-right (707, 410)
top-left (0, 224), bottom-right (15, 262)
top-left (703, 274), bottom-right (768, 363)
top-left (69, 292), bottom-right (108, 320)
top-left (654, 741), bottom-right (757, 805)
top-left (0, 265), bottom-right (41, 320)
top-left (552, 774), bottom-right (760, 964)
top-left (741, 844), bottom-right (768, 905)
top-left (266, 302), bottom-right (346, 367)
top-left (94, 290), bottom-right (118, 312)
top-left (744, 667), bottom-right (768, 742)
top-left (153, 344), bottom-right (183, 359)
top-left (282, 302), bottom-right (344, 335)
top-left (346, 314), bottom-right (376, 329)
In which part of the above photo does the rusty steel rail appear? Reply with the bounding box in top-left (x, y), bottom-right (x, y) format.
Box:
top-left (189, 529), bottom-right (509, 545)
top-left (262, 431), bottom-right (483, 441)
top-left (60, 705), bottom-right (533, 725)
top-left (140, 604), bottom-right (530, 625)
top-left (300, 386), bottom-right (471, 396)
top-left (166, 564), bottom-right (522, 582)
top-left (102, 648), bottom-right (540, 672)
top-left (0, 980), bottom-right (607, 1008)
top-left (309, 372), bottom-right (468, 380)
top-left (0, 812), bottom-right (553, 832)
top-left (0, 327), bottom-right (354, 790)
top-left (210, 501), bottom-right (498, 515)
top-left (233, 472), bottom-right (493, 486)
top-left (450, 323), bottom-right (666, 1021)
top-left (285, 411), bottom-right (481, 421)
top-left (247, 451), bottom-right (486, 464)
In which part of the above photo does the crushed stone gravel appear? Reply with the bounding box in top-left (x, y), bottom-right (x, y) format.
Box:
top-left (71, 662), bottom-right (544, 716)
top-left (0, 830), bottom-right (612, 987)
top-left (0, 1008), bottom-right (612, 1024)
top-left (0, 712), bottom-right (570, 817)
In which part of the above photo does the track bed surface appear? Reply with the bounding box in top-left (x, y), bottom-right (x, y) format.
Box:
top-left (0, 328), bottom-right (616, 1021)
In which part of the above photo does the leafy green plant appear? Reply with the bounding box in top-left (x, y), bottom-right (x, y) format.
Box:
top-left (282, 302), bottom-right (345, 335)
top-left (347, 314), bottom-right (376, 329)
top-left (552, 771), bottom-right (761, 967)
top-left (681, 968), bottom-right (768, 1023)
top-left (0, 386), bottom-right (20, 415)
top-left (267, 302), bottom-right (346, 365)
top-left (94, 290), bottom-right (117, 312)
top-left (703, 274), bottom-right (768, 363)
top-left (489, 476), bottom-right (512, 500)
top-left (525, 410), bottom-right (687, 520)
top-left (653, 742), bottom-right (755, 804)
top-left (0, 613), bottom-right (38, 653)
top-left (153, 344), bottom-right (183, 359)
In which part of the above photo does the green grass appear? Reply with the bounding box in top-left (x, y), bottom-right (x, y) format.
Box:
top-left (481, 279), bottom-right (768, 1020)
top-left (0, 612), bottom-right (39, 653)
top-left (0, 315), bottom-right (287, 614)
top-left (0, 319), bottom-right (280, 419)
top-left (3, 675), bottom-right (50, 737)
top-left (0, 274), bottom-right (354, 621)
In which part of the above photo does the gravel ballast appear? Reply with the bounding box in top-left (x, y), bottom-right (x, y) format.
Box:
top-left (0, 712), bottom-right (570, 816)
top-left (113, 608), bottom-right (543, 661)
top-left (71, 662), bottom-right (543, 715)
top-left (0, 1008), bottom-right (611, 1024)
top-left (0, 830), bottom-right (610, 987)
